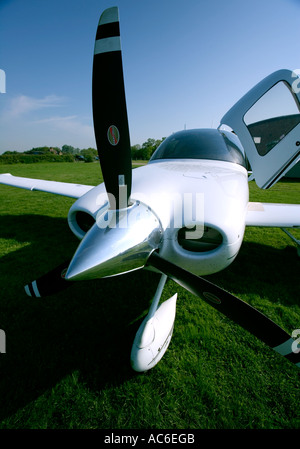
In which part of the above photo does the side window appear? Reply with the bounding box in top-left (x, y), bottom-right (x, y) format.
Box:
top-left (244, 81), bottom-right (300, 156)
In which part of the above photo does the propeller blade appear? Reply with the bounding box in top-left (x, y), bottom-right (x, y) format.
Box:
top-left (148, 252), bottom-right (300, 368)
top-left (92, 7), bottom-right (132, 209)
top-left (24, 260), bottom-right (73, 298)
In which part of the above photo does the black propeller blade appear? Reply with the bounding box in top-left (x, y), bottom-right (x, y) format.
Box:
top-left (92, 7), bottom-right (132, 209)
top-left (148, 252), bottom-right (300, 368)
top-left (25, 7), bottom-right (133, 298)
top-left (24, 260), bottom-right (73, 298)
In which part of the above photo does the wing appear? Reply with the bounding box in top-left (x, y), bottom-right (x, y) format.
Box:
top-left (0, 173), bottom-right (94, 199)
top-left (246, 202), bottom-right (300, 227)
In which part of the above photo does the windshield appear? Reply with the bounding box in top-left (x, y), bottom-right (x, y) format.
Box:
top-left (150, 129), bottom-right (246, 167)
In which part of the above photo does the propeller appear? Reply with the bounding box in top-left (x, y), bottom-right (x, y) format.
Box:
top-left (147, 252), bottom-right (300, 369)
top-left (92, 6), bottom-right (132, 209)
top-left (24, 260), bottom-right (73, 298)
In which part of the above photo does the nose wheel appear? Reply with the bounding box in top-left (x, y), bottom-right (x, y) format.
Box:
top-left (130, 274), bottom-right (177, 372)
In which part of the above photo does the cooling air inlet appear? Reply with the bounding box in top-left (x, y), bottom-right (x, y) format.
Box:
top-left (177, 226), bottom-right (223, 252)
top-left (76, 211), bottom-right (96, 233)
top-left (68, 209), bottom-right (97, 239)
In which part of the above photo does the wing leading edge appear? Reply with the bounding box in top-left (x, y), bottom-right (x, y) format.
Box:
top-left (1, 175), bottom-right (299, 224)
top-left (0, 173), bottom-right (94, 199)
top-left (246, 202), bottom-right (300, 227)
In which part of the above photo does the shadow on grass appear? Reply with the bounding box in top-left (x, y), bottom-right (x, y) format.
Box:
top-left (206, 237), bottom-right (299, 308)
top-left (0, 214), bottom-right (299, 423)
top-left (0, 214), bottom-right (160, 422)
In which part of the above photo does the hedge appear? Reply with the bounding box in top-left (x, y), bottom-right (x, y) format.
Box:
top-left (0, 154), bottom-right (75, 164)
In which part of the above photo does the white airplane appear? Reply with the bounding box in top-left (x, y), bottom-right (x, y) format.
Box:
top-left (1, 7), bottom-right (300, 372)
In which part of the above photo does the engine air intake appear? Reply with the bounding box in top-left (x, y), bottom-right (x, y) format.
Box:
top-left (177, 226), bottom-right (223, 252)
top-left (76, 211), bottom-right (96, 234)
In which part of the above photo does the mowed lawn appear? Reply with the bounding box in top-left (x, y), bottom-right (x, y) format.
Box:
top-left (0, 162), bottom-right (299, 429)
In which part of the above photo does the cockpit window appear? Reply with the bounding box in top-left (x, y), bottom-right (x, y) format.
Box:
top-left (150, 129), bottom-right (246, 168)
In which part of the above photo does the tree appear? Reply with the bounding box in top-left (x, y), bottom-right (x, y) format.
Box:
top-left (61, 144), bottom-right (75, 154)
top-left (25, 146), bottom-right (51, 154)
top-left (80, 148), bottom-right (98, 162)
top-left (131, 139), bottom-right (165, 160)
top-left (141, 138), bottom-right (164, 159)
top-left (131, 144), bottom-right (141, 160)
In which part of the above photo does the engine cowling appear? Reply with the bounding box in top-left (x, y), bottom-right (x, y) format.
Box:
top-left (67, 183), bottom-right (107, 239)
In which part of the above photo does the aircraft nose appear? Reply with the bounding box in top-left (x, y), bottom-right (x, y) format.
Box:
top-left (65, 201), bottom-right (162, 281)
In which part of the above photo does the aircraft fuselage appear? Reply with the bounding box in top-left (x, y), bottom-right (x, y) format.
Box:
top-left (68, 157), bottom-right (249, 277)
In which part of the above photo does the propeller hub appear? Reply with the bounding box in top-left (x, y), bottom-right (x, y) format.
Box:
top-left (65, 201), bottom-right (162, 281)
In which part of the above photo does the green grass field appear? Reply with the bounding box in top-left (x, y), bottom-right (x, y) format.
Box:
top-left (0, 162), bottom-right (299, 429)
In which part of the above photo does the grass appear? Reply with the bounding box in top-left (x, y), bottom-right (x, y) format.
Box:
top-left (0, 162), bottom-right (299, 429)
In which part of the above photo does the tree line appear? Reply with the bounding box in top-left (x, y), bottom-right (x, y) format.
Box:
top-left (0, 138), bottom-right (165, 164)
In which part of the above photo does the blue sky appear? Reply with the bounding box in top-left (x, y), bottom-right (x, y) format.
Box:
top-left (0, 0), bottom-right (299, 153)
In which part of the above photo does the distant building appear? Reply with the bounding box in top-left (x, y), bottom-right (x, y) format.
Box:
top-left (49, 147), bottom-right (62, 156)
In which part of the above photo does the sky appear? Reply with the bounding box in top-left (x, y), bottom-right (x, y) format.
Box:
top-left (0, 0), bottom-right (300, 153)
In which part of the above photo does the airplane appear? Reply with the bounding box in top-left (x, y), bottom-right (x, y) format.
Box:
top-left (0, 6), bottom-right (300, 372)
